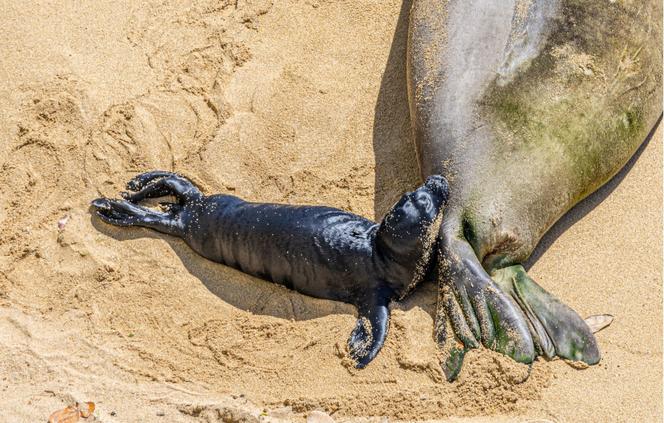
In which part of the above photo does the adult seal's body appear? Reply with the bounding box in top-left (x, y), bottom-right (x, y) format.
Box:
top-left (92, 171), bottom-right (448, 367)
top-left (408, 0), bottom-right (662, 378)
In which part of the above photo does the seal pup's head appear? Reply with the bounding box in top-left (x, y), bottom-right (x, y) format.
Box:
top-left (375, 175), bottom-right (449, 295)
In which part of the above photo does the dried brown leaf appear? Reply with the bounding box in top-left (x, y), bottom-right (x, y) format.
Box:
top-left (48, 406), bottom-right (80, 423)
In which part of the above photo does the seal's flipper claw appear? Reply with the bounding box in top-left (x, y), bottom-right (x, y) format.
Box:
top-left (91, 197), bottom-right (117, 212)
top-left (434, 288), bottom-right (468, 381)
top-left (442, 345), bottom-right (466, 382)
top-left (347, 295), bottom-right (390, 368)
top-left (91, 198), bottom-right (138, 226)
top-left (493, 265), bottom-right (600, 364)
top-left (441, 285), bottom-right (479, 350)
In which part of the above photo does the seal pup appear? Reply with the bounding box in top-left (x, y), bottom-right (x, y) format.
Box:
top-left (408, 0), bottom-right (662, 379)
top-left (91, 171), bottom-right (448, 367)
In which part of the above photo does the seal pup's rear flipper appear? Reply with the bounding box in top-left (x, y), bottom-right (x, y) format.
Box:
top-left (122, 171), bottom-right (202, 204)
top-left (91, 197), bottom-right (184, 237)
top-left (347, 290), bottom-right (390, 368)
top-left (491, 265), bottom-right (600, 364)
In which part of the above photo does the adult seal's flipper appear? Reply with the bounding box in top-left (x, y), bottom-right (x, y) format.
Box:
top-left (435, 224), bottom-right (536, 381)
top-left (434, 214), bottom-right (604, 380)
top-left (491, 265), bottom-right (600, 364)
top-left (347, 291), bottom-right (390, 368)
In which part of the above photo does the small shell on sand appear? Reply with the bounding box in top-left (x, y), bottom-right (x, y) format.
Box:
top-left (57, 215), bottom-right (70, 230)
top-left (584, 314), bottom-right (614, 334)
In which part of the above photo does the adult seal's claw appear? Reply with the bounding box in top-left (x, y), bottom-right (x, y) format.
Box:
top-left (92, 172), bottom-right (449, 368)
top-left (408, 0), bottom-right (661, 377)
top-left (442, 345), bottom-right (466, 382)
top-left (434, 297), bottom-right (468, 381)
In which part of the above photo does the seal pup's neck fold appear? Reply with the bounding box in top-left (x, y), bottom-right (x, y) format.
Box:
top-left (373, 211), bottom-right (444, 299)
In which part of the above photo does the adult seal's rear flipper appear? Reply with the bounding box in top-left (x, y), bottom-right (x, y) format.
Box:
top-left (435, 223), bottom-right (536, 381)
top-left (492, 265), bottom-right (600, 364)
top-left (435, 218), bottom-right (600, 380)
top-left (409, 0), bottom-right (660, 379)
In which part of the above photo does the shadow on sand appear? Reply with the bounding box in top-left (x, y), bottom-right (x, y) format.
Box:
top-left (371, 0), bottom-right (420, 220)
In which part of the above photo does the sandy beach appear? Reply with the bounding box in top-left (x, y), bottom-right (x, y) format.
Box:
top-left (0, 1), bottom-right (661, 422)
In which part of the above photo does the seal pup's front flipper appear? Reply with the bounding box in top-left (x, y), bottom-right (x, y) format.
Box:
top-left (491, 265), bottom-right (600, 364)
top-left (347, 288), bottom-right (391, 368)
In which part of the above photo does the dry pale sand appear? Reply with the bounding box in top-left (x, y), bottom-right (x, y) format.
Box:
top-left (0, 1), bottom-right (661, 422)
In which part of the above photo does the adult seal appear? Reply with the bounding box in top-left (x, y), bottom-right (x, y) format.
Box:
top-left (91, 171), bottom-right (448, 367)
top-left (407, 0), bottom-right (662, 379)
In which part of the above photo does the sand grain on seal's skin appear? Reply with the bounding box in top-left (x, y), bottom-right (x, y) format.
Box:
top-left (0, 0), bottom-right (661, 422)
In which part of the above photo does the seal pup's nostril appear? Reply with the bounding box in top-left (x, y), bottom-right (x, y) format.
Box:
top-left (424, 175), bottom-right (449, 197)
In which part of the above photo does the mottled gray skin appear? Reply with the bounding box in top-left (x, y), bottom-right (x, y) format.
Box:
top-left (407, 0), bottom-right (662, 379)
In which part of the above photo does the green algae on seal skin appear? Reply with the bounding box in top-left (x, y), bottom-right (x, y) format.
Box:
top-left (407, 0), bottom-right (662, 380)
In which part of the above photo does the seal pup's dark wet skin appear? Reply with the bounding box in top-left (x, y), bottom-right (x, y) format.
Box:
top-left (91, 171), bottom-right (448, 367)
